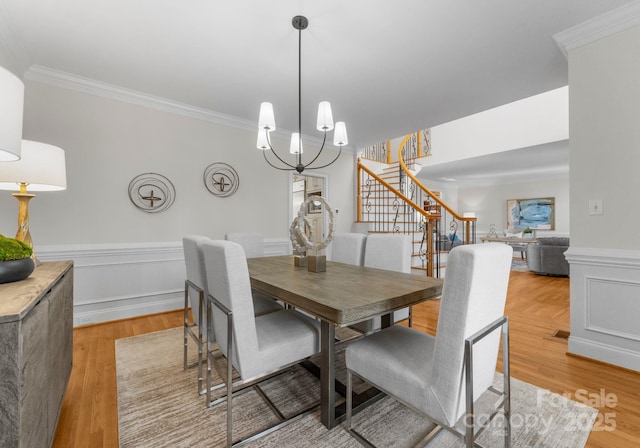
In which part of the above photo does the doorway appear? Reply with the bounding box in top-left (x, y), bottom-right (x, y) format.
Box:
top-left (290, 173), bottom-right (328, 246)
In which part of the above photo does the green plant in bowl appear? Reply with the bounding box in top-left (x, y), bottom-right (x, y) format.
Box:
top-left (0, 235), bottom-right (35, 284)
top-left (0, 234), bottom-right (33, 261)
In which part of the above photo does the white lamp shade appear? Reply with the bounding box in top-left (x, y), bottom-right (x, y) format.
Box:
top-left (290, 133), bottom-right (303, 154)
top-left (316, 101), bottom-right (334, 131)
top-left (258, 102), bottom-right (276, 131)
top-left (256, 130), bottom-right (270, 150)
top-left (0, 140), bottom-right (67, 191)
top-left (333, 121), bottom-right (348, 146)
top-left (0, 67), bottom-right (25, 161)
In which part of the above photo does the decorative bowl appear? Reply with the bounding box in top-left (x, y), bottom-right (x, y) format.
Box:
top-left (0, 258), bottom-right (35, 284)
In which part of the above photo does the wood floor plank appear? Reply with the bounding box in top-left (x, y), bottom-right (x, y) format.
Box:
top-left (52, 270), bottom-right (640, 447)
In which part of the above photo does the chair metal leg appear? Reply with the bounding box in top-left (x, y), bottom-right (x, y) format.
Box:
top-left (464, 336), bottom-right (475, 448)
top-left (346, 370), bottom-right (352, 430)
top-left (198, 289), bottom-right (209, 394)
top-left (226, 306), bottom-right (234, 448)
top-left (463, 316), bottom-right (511, 448)
top-left (503, 319), bottom-right (511, 448)
top-left (183, 281), bottom-right (189, 370)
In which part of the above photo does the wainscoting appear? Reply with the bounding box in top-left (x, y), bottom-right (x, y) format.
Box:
top-left (38, 239), bottom-right (291, 327)
top-left (565, 246), bottom-right (640, 372)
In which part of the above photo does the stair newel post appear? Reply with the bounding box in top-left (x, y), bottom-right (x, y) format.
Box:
top-left (427, 219), bottom-right (435, 277)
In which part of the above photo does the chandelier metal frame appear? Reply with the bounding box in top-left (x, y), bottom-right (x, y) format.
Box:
top-left (256, 15), bottom-right (348, 174)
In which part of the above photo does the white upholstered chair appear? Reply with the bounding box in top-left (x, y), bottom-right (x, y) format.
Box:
top-left (351, 233), bottom-right (412, 333)
top-left (345, 243), bottom-right (512, 448)
top-left (328, 232), bottom-right (367, 266)
top-left (224, 232), bottom-right (264, 258)
top-left (182, 235), bottom-right (281, 395)
top-left (201, 240), bottom-right (321, 447)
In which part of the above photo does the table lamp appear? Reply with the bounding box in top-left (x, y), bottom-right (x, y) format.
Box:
top-left (0, 140), bottom-right (67, 260)
top-left (0, 66), bottom-right (25, 161)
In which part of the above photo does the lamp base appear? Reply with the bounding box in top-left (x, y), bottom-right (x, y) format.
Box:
top-left (12, 187), bottom-right (39, 265)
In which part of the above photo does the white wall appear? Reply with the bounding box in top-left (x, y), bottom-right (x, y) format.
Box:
top-left (565, 22), bottom-right (640, 371)
top-left (569, 27), bottom-right (640, 250)
top-left (0, 80), bottom-right (355, 244)
top-left (429, 87), bottom-right (568, 166)
top-left (0, 79), bottom-right (355, 324)
top-left (457, 177), bottom-right (569, 235)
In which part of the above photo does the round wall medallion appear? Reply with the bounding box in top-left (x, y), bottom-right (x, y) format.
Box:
top-left (128, 173), bottom-right (176, 213)
top-left (203, 162), bottom-right (239, 197)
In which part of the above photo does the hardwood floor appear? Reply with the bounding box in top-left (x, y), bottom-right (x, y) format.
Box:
top-left (52, 270), bottom-right (640, 447)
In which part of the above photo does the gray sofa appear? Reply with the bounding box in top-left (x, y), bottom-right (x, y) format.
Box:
top-left (526, 237), bottom-right (570, 277)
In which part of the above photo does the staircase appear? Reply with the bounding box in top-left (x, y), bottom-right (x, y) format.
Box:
top-left (356, 132), bottom-right (476, 277)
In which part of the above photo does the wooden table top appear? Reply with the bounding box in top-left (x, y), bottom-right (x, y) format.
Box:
top-left (247, 255), bottom-right (443, 327)
top-left (0, 261), bottom-right (73, 323)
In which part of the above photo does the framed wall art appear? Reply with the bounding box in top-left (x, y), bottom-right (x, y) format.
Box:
top-left (507, 197), bottom-right (555, 230)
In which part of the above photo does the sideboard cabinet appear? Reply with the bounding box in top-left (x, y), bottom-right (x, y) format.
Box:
top-left (0, 261), bottom-right (73, 448)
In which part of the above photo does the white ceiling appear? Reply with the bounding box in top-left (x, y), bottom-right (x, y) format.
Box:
top-left (415, 140), bottom-right (570, 188)
top-left (0, 0), bottom-right (633, 181)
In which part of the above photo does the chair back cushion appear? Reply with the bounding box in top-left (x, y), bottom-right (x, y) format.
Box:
top-left (364, 234), bottom-right (412, 273)
top-left (182, 235), bottom-right (210, 324)
top-left (225, 232), bottom-right (264, 258)
top-left (200, 240), bottom-right (258, 377)
top-left (329, 233), bottom-right (367, 266)
top-left (432, 243), bottom-right (512, 425)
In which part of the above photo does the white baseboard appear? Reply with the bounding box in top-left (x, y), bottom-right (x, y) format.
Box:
top-left (569, 336), bottom-right (640, 372)
top-left (37, 239), bottom-right (290, 327)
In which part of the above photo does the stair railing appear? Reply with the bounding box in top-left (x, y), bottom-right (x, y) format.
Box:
top-left (357, 161), bottom-right (435, 274)
top-left (356, 133), bottom-right (477, 277)
top-left (397, 133), bottom-right (477, 276)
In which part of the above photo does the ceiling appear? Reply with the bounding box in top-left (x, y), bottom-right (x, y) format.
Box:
top-left (0, 0), bottom-right (633, 182)
top-left (415, 140), bottom-right (570, 188)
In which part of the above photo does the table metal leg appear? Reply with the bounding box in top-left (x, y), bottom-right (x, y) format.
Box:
top-left (320, 320), bottom-right (336, 429)
top-left (381, 312), bottom-right (392, 329)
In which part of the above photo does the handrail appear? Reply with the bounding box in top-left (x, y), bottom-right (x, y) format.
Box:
top-left (397, 133), bottom-right (476, 223)
top-left (357, 161), bottom-right (433, 222)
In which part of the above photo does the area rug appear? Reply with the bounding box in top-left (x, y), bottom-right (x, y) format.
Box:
top-left (511, 259), bottom-right (529, 272)
top-left (116, 327), bottom-right (596, 447)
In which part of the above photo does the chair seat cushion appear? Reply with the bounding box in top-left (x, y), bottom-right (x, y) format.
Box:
top-left (346, 325), bottom-right (446, 422)
top-left (246, 309), bottom-right (320, 379)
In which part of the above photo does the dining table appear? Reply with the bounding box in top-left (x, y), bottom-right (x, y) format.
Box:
top-left (246, 255), bottom-right (444, 429)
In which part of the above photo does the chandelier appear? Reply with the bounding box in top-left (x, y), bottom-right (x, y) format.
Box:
top-left (256, 15), bottom-right (348, 174)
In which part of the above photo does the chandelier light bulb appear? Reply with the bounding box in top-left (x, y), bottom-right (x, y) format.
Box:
top-left (290, 133), bottom-right (303, 154)
top-left (256, 130), bottom-right (270, 150)
top-left (333, 122), bottom-right (348, 146)
top-left (258, 102), bottom-right (276, 131)
top-left (316, 101), bottom-right (334, 131)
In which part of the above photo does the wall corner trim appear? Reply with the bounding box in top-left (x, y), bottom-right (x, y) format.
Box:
top-left (553, 1), bottom-right (640, 58)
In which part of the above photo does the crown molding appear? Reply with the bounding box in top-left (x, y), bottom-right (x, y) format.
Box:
top-left (554, 1), bottom-right (640, 58)
top-left (24, 64), bottom-right (258, 130)
top-left (24, 65), bottom-right (352, 153)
